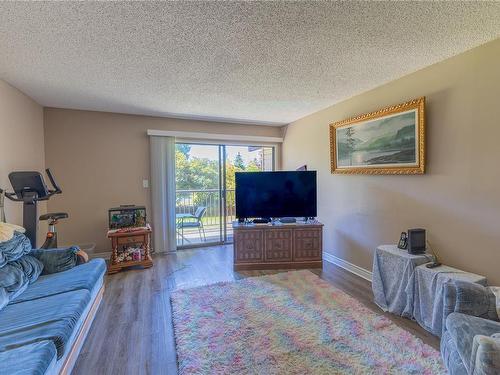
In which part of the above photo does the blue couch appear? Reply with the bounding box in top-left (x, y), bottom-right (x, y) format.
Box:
top-left (441, 280), bottom-right (500, 375)
top-left (0, 246), bottom-right (106, 375)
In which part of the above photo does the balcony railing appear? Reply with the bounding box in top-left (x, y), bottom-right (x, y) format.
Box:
top-left (175, 189), bottom-right (236, 228)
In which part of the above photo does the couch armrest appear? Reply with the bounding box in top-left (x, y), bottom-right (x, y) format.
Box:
top-left (471, 333), bottom-right (500, 375)
top-left (30, 247), bottom-right (79, 274)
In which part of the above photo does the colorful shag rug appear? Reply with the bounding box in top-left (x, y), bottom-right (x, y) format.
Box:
top-left (171, 270), bottom-right (445, 374)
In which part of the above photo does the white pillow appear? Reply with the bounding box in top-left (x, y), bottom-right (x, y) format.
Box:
top-left (0, 222), bottom-right (25, 242)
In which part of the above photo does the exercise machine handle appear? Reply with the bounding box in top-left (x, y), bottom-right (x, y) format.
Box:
top-left (45, 168), bottom-right (62, 195)
top-left (3, 191), bottom-right (23, 202)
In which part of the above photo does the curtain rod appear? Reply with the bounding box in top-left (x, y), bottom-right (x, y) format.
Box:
top-left (147, 129), bottom-right (283, 143)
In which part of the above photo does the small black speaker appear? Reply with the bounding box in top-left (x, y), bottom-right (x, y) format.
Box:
top-left (408, 228), bottom-right (426, 254)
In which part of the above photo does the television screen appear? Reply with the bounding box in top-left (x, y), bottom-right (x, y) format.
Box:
top-left (235, 171), bottom-right (317, 218)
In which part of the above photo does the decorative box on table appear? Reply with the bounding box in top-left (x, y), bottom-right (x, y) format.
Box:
top-left (107, 224), bottom-right (153, 274)
top-left (109, 205), bottom-right (147, 229)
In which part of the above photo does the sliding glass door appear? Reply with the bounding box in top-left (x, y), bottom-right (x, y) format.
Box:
top-left (175, 143), bottom-right (223, 247)
top-left (175, 143), bottom-right (275, 248)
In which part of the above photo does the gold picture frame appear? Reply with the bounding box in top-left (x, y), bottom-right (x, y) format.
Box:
top-left (329, 97), bottom-right (425, 175)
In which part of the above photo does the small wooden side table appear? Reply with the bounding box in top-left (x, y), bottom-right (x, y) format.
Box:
top-left (107, 226), bottom-right (153, 274)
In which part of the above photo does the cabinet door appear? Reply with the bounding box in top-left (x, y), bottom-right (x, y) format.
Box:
top-left (234, 230), bottom-right (264, 262)
top-left (293, 228), bottom-right (322, 261)
top-left (265, 229), bottom-right (292, 262)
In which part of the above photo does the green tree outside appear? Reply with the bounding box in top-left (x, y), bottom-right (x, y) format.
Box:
top-left (234, 152), bottom-right (245, 170)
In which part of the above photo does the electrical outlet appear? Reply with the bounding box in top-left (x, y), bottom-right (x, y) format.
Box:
top-left (142, 179), bottom-right (149, 188)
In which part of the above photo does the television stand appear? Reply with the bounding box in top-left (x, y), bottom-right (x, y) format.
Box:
top-left (233, 221), bottom-right (323, 270)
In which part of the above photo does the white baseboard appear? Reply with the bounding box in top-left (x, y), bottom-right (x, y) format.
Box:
top-left (323, 252), bottom-right (372, 282)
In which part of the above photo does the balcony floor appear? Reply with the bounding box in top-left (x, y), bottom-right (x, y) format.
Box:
top-left (176, 223), bottom-right (233, 247)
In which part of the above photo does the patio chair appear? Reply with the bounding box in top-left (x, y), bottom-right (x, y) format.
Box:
top-left (176, 206), bottom-right (207, 244)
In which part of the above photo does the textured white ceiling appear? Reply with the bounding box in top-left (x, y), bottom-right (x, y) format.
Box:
top-left (1, 2), bottom-right (499, 126)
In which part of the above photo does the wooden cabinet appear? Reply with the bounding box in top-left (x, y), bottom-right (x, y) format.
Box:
top-left (233, 222), bottom-right (323, 270)
top-left (107, 226), bottom-right (153, 274)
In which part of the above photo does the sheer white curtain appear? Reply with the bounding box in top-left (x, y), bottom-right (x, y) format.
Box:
top-left (150, 136), bottom-right (177, 253)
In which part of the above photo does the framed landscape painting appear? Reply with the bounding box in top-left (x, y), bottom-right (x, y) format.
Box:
top-left (330, 97), bottom-right (425, 174)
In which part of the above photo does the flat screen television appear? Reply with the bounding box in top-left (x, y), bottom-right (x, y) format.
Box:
top-left (235, 171), bottom-right (317, 219)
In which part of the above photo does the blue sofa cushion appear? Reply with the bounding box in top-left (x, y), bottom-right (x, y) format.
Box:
top-left (0, 340), bottom-right (57, 375)
top-left (11, 259), bottom-right (106, 304)
top-left (446, 312), bottom-right (500, 372)
top-left (0, 289), bottom-right (90, 359)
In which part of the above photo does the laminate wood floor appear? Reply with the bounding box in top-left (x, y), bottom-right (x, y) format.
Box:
top-left (73, 245), bottom-right (440, 375)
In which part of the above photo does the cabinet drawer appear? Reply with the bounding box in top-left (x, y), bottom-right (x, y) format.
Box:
top-left (234, 230), bottom-right (264, 262)
top-left (293, 229), bottom-right (322, 261)
top-left (117, 235), bottom-right (145, 245)
top-left (265, 229), bottom-right (292, 262)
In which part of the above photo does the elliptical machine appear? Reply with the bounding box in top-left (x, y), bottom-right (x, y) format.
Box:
top-left (2, 169), bottom-right (68, 248)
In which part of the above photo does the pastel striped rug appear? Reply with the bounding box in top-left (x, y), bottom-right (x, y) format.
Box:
top-left (171, 270), bottom-right (445, 374)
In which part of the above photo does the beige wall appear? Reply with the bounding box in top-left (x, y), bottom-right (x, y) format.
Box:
top-left (44, 108), bottom-right (283, 252)
top-left (282, 39), bottom-right (500, 285)
top-left (0, 79), bottom-right (46, 243)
